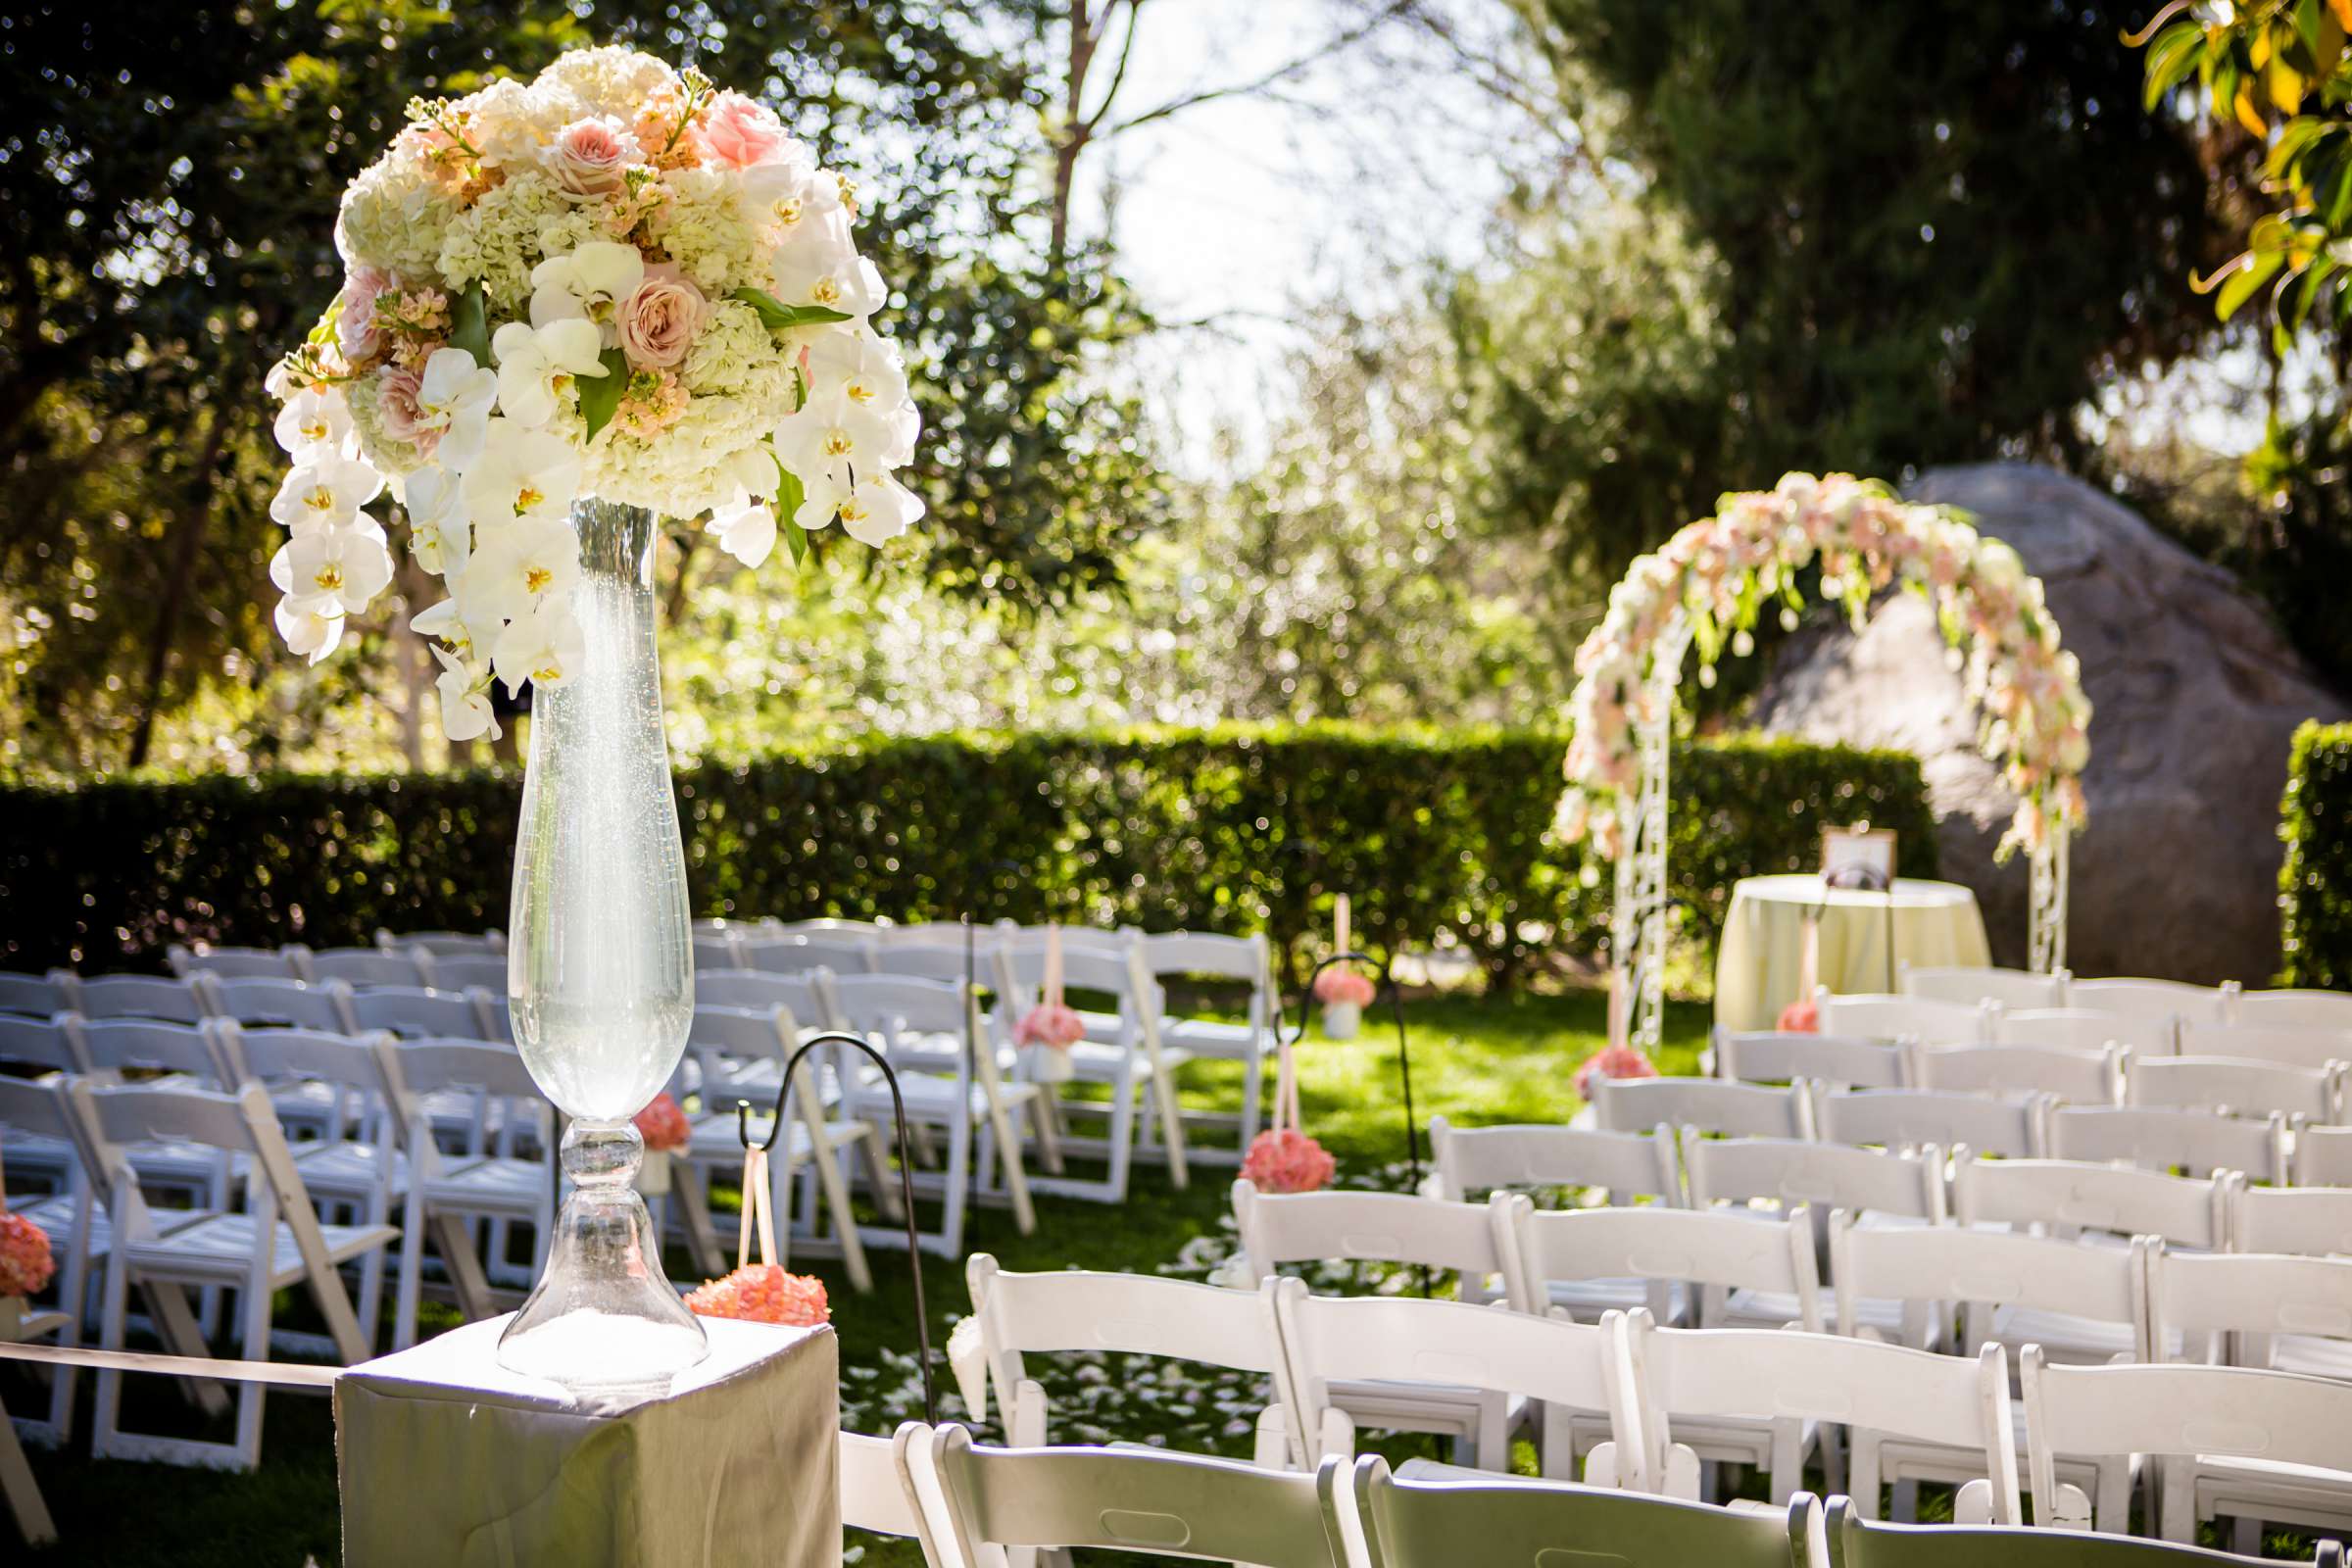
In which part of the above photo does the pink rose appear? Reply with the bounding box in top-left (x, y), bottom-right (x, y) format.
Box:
top-left (694, 90), bottom-right (791, 170)
top-left (617, 270), bottom-right (707, 369)
top-left (338, 266), bottom-right (391, 363)
top-left (549, 117), bottom-right (640, 198)
top-left (376, 366), bottom-right (438, 457)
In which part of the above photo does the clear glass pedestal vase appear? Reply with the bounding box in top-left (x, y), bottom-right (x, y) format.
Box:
top-left (497, 496), bottom-right (708, 1393)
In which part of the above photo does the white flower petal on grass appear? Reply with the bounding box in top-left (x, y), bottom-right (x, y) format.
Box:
top-left (273, 596), bottom-right (345, 664)
top-left (412, 348), bottom-right (500, 471)
top-left (492, 318), bottom-right (606, 428)
top-left (837, 474), bottom-right (924, 548)
top-left (491, 600), bottom-right (587, 694)
top-left (528, 240), bottom-right (646, 338)
top-left (270, 452), bottom-right (384, 534)
top-left (460, 516), bottom-right (581, 625)
top-left (463, 420), bottom-right (583, 529)
top-left (274, 522), bottom-right (395, 617)
top-left (405, 466), bottom-right (470, 578)
top-left (430, 644), bottom-right (500, 743)
top-left (273, 388), bottom-right (354, 462)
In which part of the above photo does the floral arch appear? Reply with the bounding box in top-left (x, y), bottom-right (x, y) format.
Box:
top-left (1554, 472), bottom-right (2091, 1054)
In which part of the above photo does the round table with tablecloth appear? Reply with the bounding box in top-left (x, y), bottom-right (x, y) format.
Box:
top-left (1713, 874), bottom-right (1991, 1033)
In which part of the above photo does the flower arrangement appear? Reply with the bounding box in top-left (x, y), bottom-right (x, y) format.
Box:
top-left (265, 45), bottom-right (924, 740)
top-left (1242, 1126), bottom-right (1337, 1195)
top-left (1311, 967), bottom-right (1376, 1008)
top-left (1554, 473), bottom-right (2089, 864)
top-left (685, 1263), bottom-right (830, 1327)
top-left (1573, 1042), bottom-right (1661, 1101)
top-left (0, 1211), bottom-right (55, 1300)
top-left (631, 1091), bottom-right (691, 1153)
top-left (1776, 998), bottom-right (1820, 1033)
top-left (1013, 924), bottom-right (1084, 1054)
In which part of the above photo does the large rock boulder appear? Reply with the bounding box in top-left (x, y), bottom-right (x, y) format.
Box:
top-left (1751, 462), bottom-right (2346, 983)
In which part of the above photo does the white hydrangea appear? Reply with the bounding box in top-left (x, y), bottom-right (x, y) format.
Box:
top-left (538, 45), bottom-right (680, 121)
top-left (454, 76), bottom-right (581, 170)
top-left (650, 168), bottom-right (765, 295)
top-left (584, 377), bottom-right (790, 516)
top-left (344, 370), bottom-right (428, 478)
top-left (336, 150), bottom-right (452, 277)
top-left (680, 299), bottom-right (777, 396)
top-left (438, 172), bottom-right (574, 308)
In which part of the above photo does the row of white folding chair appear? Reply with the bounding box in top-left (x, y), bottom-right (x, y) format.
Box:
top-left (167, 941), bottom-right (506, 992)
top-left (1899, 963), bottom-right (2071, 1011)
top-left (373, 926), bottom-right (504, 956)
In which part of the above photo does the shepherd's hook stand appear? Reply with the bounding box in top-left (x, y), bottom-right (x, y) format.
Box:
top-left (1288, 949), bottom-right (1425, 1294)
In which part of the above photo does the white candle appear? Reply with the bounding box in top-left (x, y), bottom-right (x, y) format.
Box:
top-left (1044, 922), bottom-right (1064, 1006)
top-left (1335, 893), bottom-right (1351, 956)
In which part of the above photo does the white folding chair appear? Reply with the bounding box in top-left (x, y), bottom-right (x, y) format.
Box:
top-left (692, 929), bottom-right (743, 972)
top-left (193, 973), bottom-right (356, 1035)
top-left (372, 1038), bottom-right (556, 1348)
top-left (2299, 1124), bottom-right (2352, 1186)
top-left (1952, 1156), bottom-right (2231, 1252)
top-left (1622, 1313), bottom-right (2020, 1522)
top-left (1906, 1042), bottom-right (2124, 1106)
top-left (1426, 1118), bottom-right (1681, 1207)
top-left (1900, 963), bottom-right (2067, 1012)
top-left (831, 974), bottom-right (1037, 1257)
top-left (1999, 1006), bottom-right (2177, 1058)
top-left (70, 973), bottom-right (207, 1024)
top-left (0, 971), bottom-right (76, 1018)
top-left (2233, 1182), bottom-right (2352, 1255)
top-left (1816, 1087), bottom-right (2043, 1157)
top-left (341, 984), bottom-right (503, 1042)
top-left (743, 933), bottom-right (879, 976)
top-left (840, 1425), bottom-right (930, 1546)
top-left (963, 1255), bottom-right (1303, 1468)
top-left (2068, 977), bottom-right (2238, 1054)
top-left (1816, 992), bottom-right (1992, 1047)
top-left (1826, 1494), bottom-right (2346, 1568)
top-left (295, 945), bottom-right (429, 989)
top-left (2148, 1246), bottom-right (2352, 1382)
top-left (2237, 989), bottom-right (2352, 1034)
top-left (2131, 1055), bottom-right (2344, 1126)
top-left (67, 1017), bottom-right (244, 1212)
top-left (1270, 1276), bottom-right (1637, 1482)
top-left (1503, 1197), bottom-right (1824, 1336)
top-left (1713, 1030), bottom-right (1908, 1091)
top-left (0, 1017), bottom-right (88, 1189)
top-left (778, 917), bottom-right (883, 939)
top-left (375, 927), bottom-right (505, 957)
top-left (1139, 930), bottom-right (1277, 1164)
top-left (166, 944), bottom-right (302, 982)
top-left (2049, 1105), bottom-right (2288, 1184)
top-left (2180, 1021), bottom-right (2352, 1075)
top-left (1590, 1076), bottom-right (1811, 1140)
top-left (906, 1421), bottom-right (1349, 1568)
top-left (86, 1081), bottom-right (393, 1470)
top-left (2021, 1348), bottom-right (2352, 1542)
top-left (1830, 1208), bottom-right (2148, 1368)
top-left (995, 935), bottom-right (1189, 1202)
top-left (416, 952), bottom-right (507, 993)
top-left (875, 939), bottom-right (998, 990)
top-left (0, 1076), bottom-right (106, 1448)
top-left (696, 968), bottom-right (844, 1044)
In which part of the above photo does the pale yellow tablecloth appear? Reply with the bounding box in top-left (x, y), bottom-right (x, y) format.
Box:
top-left (1713, 874), bottom-right (1990, 1033)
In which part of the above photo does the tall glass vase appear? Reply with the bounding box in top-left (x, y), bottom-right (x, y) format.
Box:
top-left (496, 496), bottom-right (708, 1391)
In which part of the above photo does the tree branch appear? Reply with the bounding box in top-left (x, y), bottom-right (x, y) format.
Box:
top-left (1102, 0), bottom-right (1415, 138)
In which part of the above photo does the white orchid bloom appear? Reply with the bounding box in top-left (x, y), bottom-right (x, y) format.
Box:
top-left (270, 451), bottom-right (384, 534)
top-left (836, 473), bottom-right (925, 548)
top-left (270, 520), bottom-right (395, 617)
top-left (491, 600), bottom-right (588, 694)
top-left (272, 595), bottom-right (346, 665)
top-left (404, 466), bottom-right (469, 578)
top-left (706, 449), bottom-right (782, 567)
top-left (410, 347), bottom-right (500, 472)
top-left (528, 240), bottom-right (646, 338)
top-left (273, 387), bottom-right (354, 462)
top-left (767, 227), bottom-right (885, 320)
top-left (411, 596), bottom-right (494, 665)
top-left (773, 393), bottom-right (906, 491)
top-left (463, 419), bottom-right (583, 528)
top-left (430, 643), bottom-right (500, 743)
top-left (460, 516), bottom-right (581, 624)
top-left (793, 469), bottom-right (852, 533)
top-left (491, 318), bottom-right (606, 428)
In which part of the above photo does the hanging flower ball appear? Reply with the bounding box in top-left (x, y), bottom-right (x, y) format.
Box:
top-left (686, 1263), bottom-right (830, 1327)
top-left (1014, 1002), bottom-right (1085, 1050)
top-left (1242, 1128), bottom-right (1336, 1195)
top-left (1573, 1042), bottom-right (1660, 1101)
top-left (0, 1212), bottom-right (56, 1299)
top-left (631, 1092), bottom-right (691, 1153)
top-left (1776, 997), bottom-right (1820, 1033)
top-left (1312, 967), bottom-right (1376, 1007)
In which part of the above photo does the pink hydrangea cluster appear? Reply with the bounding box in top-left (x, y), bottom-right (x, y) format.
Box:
top-left (1573, 1043), bottom-right (1661, 1102)
top-left (631, 1091), bottom-right (691, 1152)
top-left (685, 1263), bottom-right (830, 1327)
top-left (0, 1212), bottom-right (56, 1299)
top-left (1242, 1128), bottom-right (1336, 1195)
top-left (1776, 998), bottom-right (1820, 1034)
top-left (1014, 1002), bottom-right (1085, 1050)
top-left (1312, 967), bottom-right (1376, 1007)
top-left (1556, 472), bottom-right (2090, 865)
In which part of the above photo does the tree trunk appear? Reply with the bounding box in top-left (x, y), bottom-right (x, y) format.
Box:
top-left (125, 408), bottom-right (226, 770)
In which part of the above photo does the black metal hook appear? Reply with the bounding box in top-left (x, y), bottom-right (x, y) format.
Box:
top-left (736, 1027), bottom-right (937, 1426)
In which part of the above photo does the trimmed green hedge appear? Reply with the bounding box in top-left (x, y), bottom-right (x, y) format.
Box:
top-left (0, 727), bottom-right (1935, 986)
top-left (2278, 719), bottom-right (2352, 987)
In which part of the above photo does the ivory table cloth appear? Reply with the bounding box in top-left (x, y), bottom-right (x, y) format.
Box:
top-left (1713, 873), bottom-right (1989, 1033)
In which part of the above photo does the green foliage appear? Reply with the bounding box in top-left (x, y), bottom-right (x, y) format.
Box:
top-left (0, 728), bottom-right (1933, 986)
top-left (2278, 719), bottom-right (2352, 986)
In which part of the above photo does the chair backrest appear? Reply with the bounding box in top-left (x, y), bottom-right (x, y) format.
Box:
top-left (2048, 1104), bottom-right (2287, 1184)
top-left (1231, 1179), bottom-right (1513, 1293)
top-left (2299, 1124), bottom-right (2352, 1186)
top-left (2179, 1020), bottom-right (2352, 1074)
top-left (1815, 1087), bottom-right (2041, 1158)
top-left (1950, 1156), bottom-right (2232, 1250)
top-left (697, 969), bottom-right (838, 1029)
top-left (873, 921), bottom-right (965, 943)
top-left (0, 970), bottom-right (75, 1018)
top-left (839, 1427), bottom-right (923, 1540)
top-left (343, 983), bottom-right (502, 1041)
top-left (1996, 1006), bottom-right (2175, 1057)
top-left (0, 1013), bottom-right (85, 1074)
top-left (1829, 1209), bottom-right (2145, 1355)
top-left (215, 1022), bottom-right (391, 1101)
top-left (419, 952), bottom-right (508, 992)
top-left (2021, 1349), bottom-right (2352, 1527)
top-left (692, 931), bottom-right (743, 972)
top-left (1590, 1076), bottom-right (1809, 1141)
top-left (1816, 992), bottom-right (1989, 1047)
top-left (2233, 1182), bottom-right (2352, 1254)
top-left (302, 946), bottom-right (429, 989)
top-left (2131, 1054), bottom-right (2343, 1124)
top-left (742, 934), bottom-right (877, 976)
top-left (1505, 1199), bottom-right (1823, 1331)
top-left (2236, 988), bottom-right (2352, 1034)
top-left (1900, 963), bottom-right (2066, 1012)
top-left (2146, 1247), bottom-right (2352, 1368)
top-left (2066, 977), bottom-right (2233, 1054)
top-left (167, 943), bottom-right (301, 982)
top-left (376, 927), bottom-right (505, 957)
top-left (0, 1072), bottom-right (100, 1180)
top-left (872, 941), bottom-right (994, 990)
top-left (194, 973), bottom-right (356, 1034)
top-left (1352, 1453), bottom-right (1818, 1568)
top-left (1139, 930), bottom-right (1270, 987)
top-left (372, 1037), bottom-right (550, 1173)
top-left (685, 1003), bottom-right (803, 1084)
top-left (913, 1422), bottom-right (1346, 1568)
top-left (1682, 1134), bottom-right (1943, 1224)
top-left (1907, 1042), bottom-right (2122, 1106)
top-left (1826, 1496), bottom-right (2341, 1568)
top-left (71, 973), bottom-right (206, 1024)
top-left (69, 1015), bottom-right (226, 1082)
top-left (1714, 1030), bottom-right (1907, 1091)
top-left (1426, 1117), bottom-right (1680, 1205)
top-left (1626, 1316), bottom-right (2020, 1524)
top-left (995, 934), bottom-right (1153, 1021)
top-left (831, 972), bottom-right (976, 1045)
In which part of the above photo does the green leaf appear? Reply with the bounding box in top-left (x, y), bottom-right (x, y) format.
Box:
top-left (577, 347), bottom-right (630, 444)
top-left (732, 287), bottom-right (854, 332)
top-left (2217, 249), bottom-right (2285, 319)
top-left (781, 516), bottom-right (809, 567)
top-left (449, 284), bottom-right (491, 368)
top-left (769, 456), bottom-right (811, 569)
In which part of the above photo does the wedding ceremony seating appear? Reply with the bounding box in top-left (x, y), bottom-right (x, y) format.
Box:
top-left (1825, 1499), bottom-right (2348, 1568)
top-left (1426, 1117), bottom-right (1680, 1208)
top-left (2048, 1104), bottom-right (2289, 1184)
top-left (1713, 1030), bottom-right (1910, 1092)
top-left (68, 974), bottom-right (207, 1025)
top-left (1908, 1042), bottom-right (2125, 1106)
top-left (373, 927), bottom-right (503, 957)
top-left (1503, 1197), bottom-right (1825, 1334)
top-left (2239, 990), bottom-right (2352, 1033)
top-left (2298, 1126), bottom-right (2352, 1186)
top-left (341, 983), bottom-right (504, 1042)
top-left (1815, 1087), bottom-right (2042, 1158)
top-left (1591, 1075), bottom-right (1812, 1141)
top-left (2129, 1055), bottom-right (2346, 1126)
top-left (2180, 1021), bottom-right (2352, 1074)
top-left (194, 973), bottom-right (356, 1035)
top-left (166, 944), bottom-right (303, 983)
top-left (1900, 963), bottom-right (2068, 1012)
top-left (1138, 929), bottom-right (1278, 1161)
top-left (2145, 1247), bottom-right (2352, 1380)
top-left (1814, 992), bottom-right (1993, 1047)
top-left (0, 1075), bottom-right (103, 1446)
top-left (295, 945), bottom-right (430, 990)
top-left (2233, 1180), bottom-right (2352, 1253)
